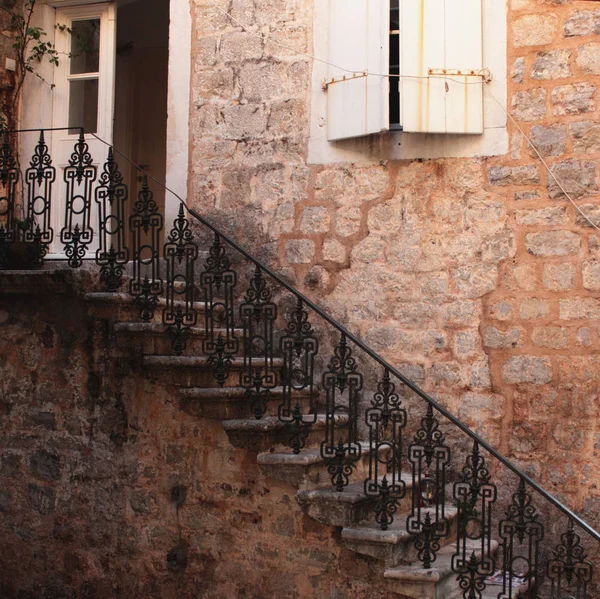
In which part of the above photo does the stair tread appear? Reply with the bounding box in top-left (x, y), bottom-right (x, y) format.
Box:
top-left (114, 322), bottom-right (204, 334)
top-left (384, 539), bottom-right (499, 583)
top-left (143, 355), bottom-right (284, 367)
top-left (297, 480), bottom-right (377, 505)
top-left (257, 445), bottom-right (382, 467)
top-left (85, 292), bottom-right (201, 310)
top-left (222, 413), bottom-right (347, 433)
top-left (342, 506), bottom-right (458, 545)
top-left (181, 386), bottom-right (313, 399)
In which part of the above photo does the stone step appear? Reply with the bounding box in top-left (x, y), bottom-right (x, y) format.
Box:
top-left (258, 445), bottom-right (391, 490)
top-left (179, 385), bottom-right (317, 420)
top-left (112, 321), bottom-right (244, 355)
top-left (384, 539), bottom-right (499, 599)
top-left (142, 355), bottom-right (285, 387)
top-left (296, 475), bottom-right (414, 528)
top-left (84, 291), bottom-right (206, 323)
top-left (221, 413), bottom-right (347, 453)
top-left (341, 505), bottom-right (458, 567)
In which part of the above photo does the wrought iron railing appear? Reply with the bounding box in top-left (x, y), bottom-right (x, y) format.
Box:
top-left (0, 128), bottom-right (598, 599)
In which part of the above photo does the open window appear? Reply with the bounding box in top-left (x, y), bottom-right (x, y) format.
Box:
top-left (326, 0), bottom-right (484, 141)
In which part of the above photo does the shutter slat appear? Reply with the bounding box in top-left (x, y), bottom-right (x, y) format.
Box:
top-left (327, 0), bottom-right (389, 141)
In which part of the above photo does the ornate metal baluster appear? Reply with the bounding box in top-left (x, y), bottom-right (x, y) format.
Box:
top-left (320, 333), bottom-right (362, 492)
top-left (129, 176), bottom-right (163, 321)
top-left (547, 520), bottom-right (593, 599)
top-left (407, 403), bottom-right (450, 568)
top-left (278, 298), bottom-right (318, 453)
top-left (452, 441), bottom-right (497, 598)
top-left (61, 131), bottom-right (97, 267)
top-left (95, 147), bottom-right (128, 291)
top-left (0, 132), bottom-right (19, 269)
top-left (24, 131), bottom-right (54, 266)
top-left (498, 479), bottom-right (544, 599)
top-left (365, 369), bottom-right (406, 530)
top-left (200, 233), bottom-right (238, 386)
top-left (239, 266), bottom-right (277, 419)
top-left (163, 204), bottom-right (198, 355)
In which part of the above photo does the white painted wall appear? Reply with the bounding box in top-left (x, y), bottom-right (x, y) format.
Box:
top-left (308, 0), bottom-right (508, 164)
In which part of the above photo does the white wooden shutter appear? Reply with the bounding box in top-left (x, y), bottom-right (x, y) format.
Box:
top-left (327, 0), bottom-right (389, 141)
top-left (400, 0), bottom-right (483, 134)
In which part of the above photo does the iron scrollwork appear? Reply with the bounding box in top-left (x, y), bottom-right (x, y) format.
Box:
top-left (0, 132), bottom-right (20, 268)
top-left (61, 131), bottom-right (97, 267)
top-left (129, 176), bottom-right (163, 321)
top-left (320, 333), bottom-right (362, 492)
top-left (497, 479), bottom-right (544, 599)
top-left (201, 233), bottom-right (239, 386)
top-left (452, 441), bottom-right (497, 599)
top-left (364, 369), bottom-right (406, 530)
top-left (95, 147), bottom-right (128, 291)
top-left (278, 298), bottom-right (318, 454)
top-left (163, 204), bottom-right (198, 355)
top-left (407, 403), bottom-right (451, 568)
top-left (239, 266), bottom-right (277, 419)
top-left (547, 519), bottom-right (593, 599)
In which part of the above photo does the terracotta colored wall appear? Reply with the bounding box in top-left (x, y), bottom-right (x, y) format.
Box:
top-left (188, 0), bottom-right (600, 520)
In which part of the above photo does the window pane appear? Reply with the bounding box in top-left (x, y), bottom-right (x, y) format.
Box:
top-left (70, 19), bottom-right (101, 75)
top-left (68, 78), bottom-right (99, 134)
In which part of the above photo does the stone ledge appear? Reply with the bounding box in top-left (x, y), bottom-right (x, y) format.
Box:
top-left (0, 268), bottom-right (76, 295)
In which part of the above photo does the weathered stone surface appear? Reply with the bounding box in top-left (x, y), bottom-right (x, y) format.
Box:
top-left (488, 165), bottom-right (540, 186)
top-left (528, 124), bottom-right (566, 157)
top-left (222, 104), bottom-right (268, 140)
top-left (576, 43), bottom-right (600, 75)
top-left (511, 57), bottom-right (525, 83)
top-left (525, 230), bottom-right (581, 256)
top-left (547, 160), bottom-right (598, 199)
top-left (515, 206), bottom-right (568, 226)
top-left (514, 190), bottom-right (542, 202)
top-left (531, 326), bottom-right (569, 349)
top-left (511, 88), bottom-right (547, 121)
top-left (570, 121), bottom-right (600, 154)
top-left (489, 300), bottom-right (514, 321)
top-left (219, 31), bottom-right (263, 62)
top-left (453, 329), bottom-right (480, 358)
top-left (284, 239), bottom-right (315, 263)
top-left (519, 298), bottom-right (550, 320)
top-left (560, 297), bottom-right (600, 319)
top-left (299, 206), bottom-right (330, 234)
top-left (575, 204), bottom-right (600, 228)
top-left (512, 13), bottom-right (558, 47)
top-left (542, 262), bottom-right (575, 291)
top-left (268, 99), bottom-right (307, 137)
top-left (239, 62), bottom-right (285, 102)
top-left (452, 264), bottom-right (498, 298)
top-left (531, 50), bottom-right (571, 80)
top-left (551, 83), bottom-right (596, 116)
top-left (564, 10), bottom-right (600, 37)
top-left (458, 392), bottom-right (505, 424)
top-left (502, 356), bottom-right (552, 384)
top-left (195, 68), bottom-right (234, 100)
top-left (484, 327), bottom-right (522, 349)
top-left (576, 327), bottom-right (593, 346)
top-left (582, 259), bottom-right (600, 290)
top-left (322, 238), bottom-right (346, 263)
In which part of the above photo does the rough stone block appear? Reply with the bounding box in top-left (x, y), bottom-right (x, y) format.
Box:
top-left (219, 31), bottom-right (263, 62)
top-left (548, 160), bottom-right (598, 199)
top-left (484, 327), bottom-right (522, 349)
top-left (488, 165), bottom-right (540, 186)
top-left (268, 99), bottom-right (307, 137)
top-left (576, 327), bottom-right (593, 346)
top-left (511, 57), bottom-right (525, 83)
top-left (299, 206), bottom-right (330, 234)
top-left (531, 326), bottom-right (569, 349)
top-left (559, 297), bottom-right (600, 319)
top-left (515, 206), bottom-right (568, 226)
top-left (520, 298), bottom-right (550, 320)
top-left (551, 83), bottom-right (596, 116)
top-left (582, 259), bottom-right (600, 290)
top-left (322, 238), bottom-right (346, 263)
top-left (502, 356), bottom-right (552, 385)
top-left (512, 13), bottom-right (558, 47)
top-left (222, 104), bottom-right (268, 140)
top-left (542, 262), bottom-right (575, 291)
top-left (564, 10), bottom-right (600, 37)
top-left (510, 88), bottom-right (547, 121)
top-left (284, 239), bottom-right (315, 264)
top-left (575, 204), bottom-right (600, 228)
top-left (525, 230), bottom-right (581, 256)
top-left (514, 190), bottom-right (542, 202)
top-left (531, 49), bottom-right (571, 80)
top-left (576, 42), bottom-right (600, 75)
top-left (239, 62), bottom-right (285, 102)
top-left (528, 124), bottom-right (566, 157)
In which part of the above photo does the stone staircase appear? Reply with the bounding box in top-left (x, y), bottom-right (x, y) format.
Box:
top-left (81, 288), bottom-right (507, 599)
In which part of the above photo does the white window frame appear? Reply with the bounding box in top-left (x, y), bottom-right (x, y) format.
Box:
top-left (308, 0), bottom-right (508, 164)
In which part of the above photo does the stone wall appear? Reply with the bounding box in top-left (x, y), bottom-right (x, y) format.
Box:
top-left (189, 0), bottom-right (600, 520)
top-left (0, 276), bottom-right (411, 598)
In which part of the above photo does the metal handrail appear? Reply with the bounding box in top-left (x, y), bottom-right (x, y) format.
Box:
top-left (6, 126), bottom-right (600, 543)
